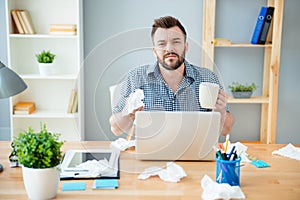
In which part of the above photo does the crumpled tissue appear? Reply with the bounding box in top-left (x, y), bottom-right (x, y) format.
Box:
top-left (272, 143), bottom-right (300, 161)
top-left (110, 138), bottom-right (136, 151)
top-left (125, 89), bottom-right (144, 115)
top-left (201, 175), bottom-right (246, 200)
top-left (75, 159), bottom-right (116, 178)
top-left (234, 142), bottom-right (251, 162)
top-left (138, 162), bottom-right (187, 183)
top-left (224, 142), bottom-right (251, 163)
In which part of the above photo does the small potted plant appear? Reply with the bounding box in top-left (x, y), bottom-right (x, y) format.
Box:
top-left (13, 123), bottom-right (64, 199)
top-left (229, 82), bottom-right (257, 98)
top-left (35, 50), bottom-right (56, 76)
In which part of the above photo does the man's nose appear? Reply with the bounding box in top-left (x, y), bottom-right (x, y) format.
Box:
top-left (165, 42), bottom-right (175, 52)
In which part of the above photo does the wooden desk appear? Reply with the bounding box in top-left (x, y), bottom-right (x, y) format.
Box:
top-left (0, 141), bottom-right (299, 199)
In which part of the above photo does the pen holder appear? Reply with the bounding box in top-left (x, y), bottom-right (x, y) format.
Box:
top-left (215, 156), bottom-right (241, 186)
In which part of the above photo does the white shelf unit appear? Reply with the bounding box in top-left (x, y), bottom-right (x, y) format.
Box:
top-left (5, 0), bottom-right (84, 141)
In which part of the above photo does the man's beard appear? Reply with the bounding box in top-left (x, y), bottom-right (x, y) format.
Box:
top-left (158, 52), bottom-right (185, 71)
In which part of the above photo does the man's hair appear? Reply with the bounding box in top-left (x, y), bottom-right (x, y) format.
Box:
top-left (151, 16), bottom-right (187, 41)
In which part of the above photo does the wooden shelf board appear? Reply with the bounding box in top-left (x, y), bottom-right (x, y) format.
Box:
top-left (215, 43), bottom-right (272, 48)
top-left (228, 96), bottom-right (269, 104)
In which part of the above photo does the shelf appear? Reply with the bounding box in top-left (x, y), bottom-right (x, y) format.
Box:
top-left (9, 34), bottom-right (78, 39)
top-left (215, 43), bottom-right (272, 48)
top-left (6, 0), bottom-right (83, 141)
top-left (228, 96), bottom-right (269, 104)
top-left (202, 0), bottom-right (284, 143)
top-left (21, 74), bottom-right (78, 80)
top-left (13, 110), bottom-right (78, 119)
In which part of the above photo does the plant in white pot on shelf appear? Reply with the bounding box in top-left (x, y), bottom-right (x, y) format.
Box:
top-left (36, 50), bottom-right (56, 76)
top-left (229, 82), bottom-right (257, 98)
top-left (13, 123), bottom-right (64, 200)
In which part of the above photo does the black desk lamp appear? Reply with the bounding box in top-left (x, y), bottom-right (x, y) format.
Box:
top-left (0, 61), bottom-right (27, 172)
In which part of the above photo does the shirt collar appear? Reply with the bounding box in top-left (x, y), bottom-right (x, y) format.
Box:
top-left (147, 60), bottom-right (196, 82)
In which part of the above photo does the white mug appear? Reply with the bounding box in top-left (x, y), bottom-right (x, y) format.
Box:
top-left (199, 82), bottom-right (219, 109)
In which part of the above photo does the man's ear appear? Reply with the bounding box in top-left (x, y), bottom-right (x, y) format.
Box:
top-left (185, 42), bottom-right (188, 53)
top-left (152, 47), bottom-right (157, 57)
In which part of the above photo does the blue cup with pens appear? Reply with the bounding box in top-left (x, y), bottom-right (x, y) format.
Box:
top-left (214, 140), bottom-right (241, 186)
top-left (216, 155), bottom-right (241, 186)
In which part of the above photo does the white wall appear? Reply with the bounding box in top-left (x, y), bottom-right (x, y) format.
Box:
top-left (83, 0), bottom-right (300, 143)
top-left (1, 0), bottom-right (300, 143)
top-left (276, 0), bottom-right (300, 143)
top-left (83, 0), bottom-right (203, 141)
top-left (0, 0), bottom-right (10, 140)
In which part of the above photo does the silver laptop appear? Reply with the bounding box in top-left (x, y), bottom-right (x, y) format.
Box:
top-left (135, 111), bottom-right (220, 161)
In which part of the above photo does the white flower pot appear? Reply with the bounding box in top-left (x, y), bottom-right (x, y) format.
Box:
top-left (38, 63), bottom-right (55, 76)
top-left (22, 165), bottom-right (60, 200)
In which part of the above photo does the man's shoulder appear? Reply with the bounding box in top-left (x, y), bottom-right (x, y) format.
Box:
top-left (127, 64), bottom-right (155, 78)
top-left (186, 62), bottom-right (215, 76)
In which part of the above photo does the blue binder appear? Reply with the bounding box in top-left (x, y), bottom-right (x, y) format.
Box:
top-left (258, 7), bottom-right (275, 44)
top-left (251, 7), bottom-right (268, 44)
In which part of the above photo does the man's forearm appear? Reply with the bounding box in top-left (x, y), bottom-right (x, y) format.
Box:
top-left (221, 112), bottom-right (234, 136)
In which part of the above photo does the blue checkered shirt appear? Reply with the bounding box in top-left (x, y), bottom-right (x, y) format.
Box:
top-left (112, 60), bottom-right (226, 113)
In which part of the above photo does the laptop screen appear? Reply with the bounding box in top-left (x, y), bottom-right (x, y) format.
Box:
top-left (134, 111), bottom-right (220, 161)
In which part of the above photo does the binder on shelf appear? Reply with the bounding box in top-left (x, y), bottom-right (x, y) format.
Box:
top-left (258, 7), bottom-right (274, 44)
top-left (67, 89), bottom-right (78, 113)
top-left (251, 7), bottom-right (268, 44)
top-left (71, 91), bottom-right (78, 113)
top-left (11, 10), bottom-right (24, 34)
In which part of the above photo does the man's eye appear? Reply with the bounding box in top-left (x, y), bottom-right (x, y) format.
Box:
top-left (157, 43), bottom-right (165, 47)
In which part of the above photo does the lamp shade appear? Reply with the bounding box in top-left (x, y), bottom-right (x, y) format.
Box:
top-left (0, 62), bottom-right (27, 99)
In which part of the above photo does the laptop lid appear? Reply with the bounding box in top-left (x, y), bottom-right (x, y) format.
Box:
top-left (135, 111), bottom-right (220, 161)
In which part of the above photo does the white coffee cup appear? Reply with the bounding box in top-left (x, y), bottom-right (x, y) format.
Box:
top-left (199, 82), bottom-right (219, 109)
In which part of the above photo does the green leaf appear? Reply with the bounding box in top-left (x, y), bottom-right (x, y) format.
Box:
top-left (228, 82), bottom-right (257, 92)
top-left (36, 50), bottom-right (56, 63)
top-left (13, 123), bottom-right (64, 169)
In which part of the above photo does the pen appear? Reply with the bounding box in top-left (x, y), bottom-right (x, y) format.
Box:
top-left (216, 151), bottom-right (223, 160)
top-left (213, 146), bottom-right (224, 160)
top-left (228, 146), bottom-right (236, 160)
top-left (233, 151), bottom-right (238, 160)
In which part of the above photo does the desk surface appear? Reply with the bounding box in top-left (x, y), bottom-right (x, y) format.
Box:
top-left (0, 141), bottom-right (299, 199)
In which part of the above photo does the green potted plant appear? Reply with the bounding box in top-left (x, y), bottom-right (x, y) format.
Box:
top-left (35, 50), bottom-right (56, 76)
top-left (13, 123), bottom-right (64, 199)
top-left (228, 82), bottom-right (257, 98)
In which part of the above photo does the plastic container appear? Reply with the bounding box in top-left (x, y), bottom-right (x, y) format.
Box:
top-left (216, 156), bottom-right (241, 186)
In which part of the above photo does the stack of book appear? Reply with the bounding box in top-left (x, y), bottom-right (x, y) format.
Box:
top-left (13, 102), bottom-right (36, 115)
top-left (49, 24), bottom-right (77, 35)
top-left (11, 9), bottom-right (35, 34)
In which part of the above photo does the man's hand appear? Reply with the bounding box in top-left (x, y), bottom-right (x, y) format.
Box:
top-left (213, 89), bottom-right (227, 114)
top-left (129, 106), bottom-right (145, 121)
top-left (213, 90), bottom-right (234, 136)
top-left (110, 105), bottom-right (144, 136)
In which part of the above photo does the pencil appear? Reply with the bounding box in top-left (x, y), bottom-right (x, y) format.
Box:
top-left (225, 134), bottom-right (230, 153)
